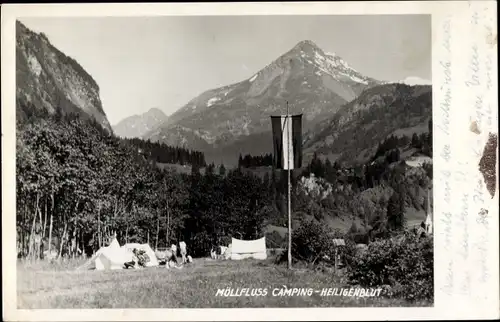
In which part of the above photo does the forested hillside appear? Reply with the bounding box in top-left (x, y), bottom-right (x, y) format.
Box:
top-left (123, 138), bottom-right (206, 168)
top-left (304, 83), bottom-right (432, 165)
top-left (16, 104), bottom-right (295, 258)
top-left (15, 20), bottom-right (434, 265)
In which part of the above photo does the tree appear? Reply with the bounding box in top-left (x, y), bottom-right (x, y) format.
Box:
top-left (263, 172), bottom-right (270, 190)
top-left (16, 104), bottom-right (282, 260)
top-left (238, 154), bottom-right (243, 168)
top-left (411, 133), bottom-right (421, 149)
top-left (387, 191), bottom-right (406, 231)
top-left (348, 222), bottom-right (359, 235)
top-left (206, 162), bottom-right (216, 176)
top-left (218, 164), bottom-right (226, 176)
top-left (191, 163), bottom-right (201, 175)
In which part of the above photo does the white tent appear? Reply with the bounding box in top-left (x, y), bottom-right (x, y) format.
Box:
top-left (79, 238), bottom-right (134, 270)
top-left (229, 237), bottom-right (267, 260)
top-left (121, 243), bottom-right (159, 267)
top-left (223, 244), bottom-right (232, 260)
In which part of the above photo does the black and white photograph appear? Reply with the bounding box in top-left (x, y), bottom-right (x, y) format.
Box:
top-left (12, 13), bottom-right (435, 309)
top-left (12, 12), bottom-right (437, 308)
top-left (2, 2), bottom-right (498, 319)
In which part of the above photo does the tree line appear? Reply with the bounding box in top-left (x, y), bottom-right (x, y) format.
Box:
top-left (238, 153), bottom-right (273, 168)
top-left (302, 118), bottom-right (432, 191)
top-left (16, 102), bottom-right (432, 261)
top-left (122, 138), bottom-right (206, 168)
top-left (15, 106), bottom-right (292, 259)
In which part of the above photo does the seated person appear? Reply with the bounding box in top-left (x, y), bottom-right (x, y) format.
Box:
top-left (124, 248), bottom-right (150, 268)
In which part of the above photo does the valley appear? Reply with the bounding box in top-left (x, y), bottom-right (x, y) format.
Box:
top-left (15, 18), bottom-right (434, 307)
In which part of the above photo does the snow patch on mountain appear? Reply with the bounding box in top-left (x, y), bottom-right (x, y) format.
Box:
top-left (207, 97), bottom-right (221, 107)
top-left (389, 76), bottom-right (432, 86)
top-left (401, 76), bottom-right (432, 86)
top-left (147, 40), bottom-right (382, 156)
top-left (308, 50), bottom-right (369, 85)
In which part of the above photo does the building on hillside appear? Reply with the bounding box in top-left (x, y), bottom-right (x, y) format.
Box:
top-left (332, 239), bottom-right (346, 247)
top-left (405, 155), bottom-right (433, 168)
top-left (424, 188), bottom-right (433, 235)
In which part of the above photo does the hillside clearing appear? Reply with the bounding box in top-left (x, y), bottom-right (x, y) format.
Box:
top-left (17, 258), bottom-right (429, 308)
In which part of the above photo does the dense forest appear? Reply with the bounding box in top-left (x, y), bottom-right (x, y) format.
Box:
top-left (16, 105), bottom-right (295, 258)
top-left (301, 118), bottom-right (432, 192)
top-left (309, 84), bottom-right (432, 163)
top-left (238, 153), bottom-right (273, 168)
top-left (123, 138), bottom-right (206, 168)
top-left (16, 101), bottom-right (433, 261)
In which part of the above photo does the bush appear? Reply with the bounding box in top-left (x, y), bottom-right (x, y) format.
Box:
top-left (266, 230), bottom-right (286, 249)
top-left (344, 232), bottom-right (433, 302)
top-left (284, 219), bottom-right (336, 265)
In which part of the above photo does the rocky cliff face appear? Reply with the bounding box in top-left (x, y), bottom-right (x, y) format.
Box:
top-left (16, 21), bottom-right (112, 133)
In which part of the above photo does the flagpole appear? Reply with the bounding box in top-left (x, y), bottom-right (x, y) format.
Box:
top-left (286, 101), bottom-right (292, 270)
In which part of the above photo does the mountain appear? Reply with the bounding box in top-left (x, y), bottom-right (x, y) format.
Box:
top-left (303, 83), bottom-right (432, 165)
top-left (16, 21), bottom-right (112, 133)
top-left (144, 40), bottom-right (381, 165)
top-left (113, 108), bottom-right (169, 139)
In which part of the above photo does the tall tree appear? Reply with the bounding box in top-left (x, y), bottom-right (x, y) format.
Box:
top-left (387, 191), bottom-right (406, 231)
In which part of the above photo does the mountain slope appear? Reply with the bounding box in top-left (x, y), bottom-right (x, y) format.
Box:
top-left (113, 108), bottom-right (169, 139)
top-left (144, 40), bottom-right (381, 165)
top-left (303, 83), bottom-right (432, 165)
top-left (16, 21), bottom-right (112, 133)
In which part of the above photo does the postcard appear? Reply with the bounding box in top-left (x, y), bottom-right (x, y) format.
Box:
top-left (1, 1), bottom-right (498, 321)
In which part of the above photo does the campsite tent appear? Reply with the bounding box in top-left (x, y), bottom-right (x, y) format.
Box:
top-left (121, 243), bottom-right (159, 267)
top-left (80, 238), bottom-right (134, 270)
top-left (228, 237), bottom-right (267, 260)
top-left (223, 244), bottom-right (232, 260)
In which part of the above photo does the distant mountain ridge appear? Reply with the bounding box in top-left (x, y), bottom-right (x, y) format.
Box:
top-left (113, 108), bottom-right (169, 139)
top-left (144, 40), bottom-right (382, 165)
top-left (16, 21), bottom-right (112, 133)
top-left (303, 83), bottom-right (432, 165)
top-left (15, 21), bottom-right (431, 169)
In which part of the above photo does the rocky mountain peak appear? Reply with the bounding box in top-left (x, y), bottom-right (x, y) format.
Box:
top-left (113, 107), bottom-right (169, 139)
top-left (144, 39), bottom-right (383, 166)
top-left (16, 20), bottom-right (112, 133)
top-left (145, 107), bottom-right (167, 118)
top-left (290, 39), bottom-right (322, 55)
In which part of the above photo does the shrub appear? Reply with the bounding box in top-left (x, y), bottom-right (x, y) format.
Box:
top-left (266, 230), bottom-right (286, 249)
top-left (344, 231), bottom-right (433, 302)
top-left (279, 219), bottom-right (336, 265)
top-left (422, 161), bottom-right (433, 179)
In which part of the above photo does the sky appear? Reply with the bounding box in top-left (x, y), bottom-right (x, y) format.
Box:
top-left (20, 15), bottom-right (431, 125)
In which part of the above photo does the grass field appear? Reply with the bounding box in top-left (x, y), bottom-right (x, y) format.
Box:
top-left (17, 258), bottom-right (430, 309)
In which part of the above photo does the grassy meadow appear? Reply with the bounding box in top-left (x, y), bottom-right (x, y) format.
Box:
top-left (17, 257), bottom-right (431, 309)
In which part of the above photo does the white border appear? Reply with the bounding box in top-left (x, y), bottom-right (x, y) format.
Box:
top-left (2, 2), bottom-right (498, 321)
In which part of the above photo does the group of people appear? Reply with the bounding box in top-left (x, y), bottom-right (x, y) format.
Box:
top-left (210, 245), bottom-right (228, 260)
top-left (153, 240), bottom-right (192, 268)
top-left (125, 248), bottom-right (150, 269)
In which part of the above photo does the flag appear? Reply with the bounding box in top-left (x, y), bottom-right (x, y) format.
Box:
top-left (270, 114), bottom-right (303, 170)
